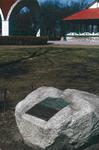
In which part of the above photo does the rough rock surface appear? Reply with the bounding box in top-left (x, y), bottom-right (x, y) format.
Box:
top-left (15, 87), bottom-right (99, 150)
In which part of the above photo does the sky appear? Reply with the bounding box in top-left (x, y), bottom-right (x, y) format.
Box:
top-left (37, 0), bottom-right (95, 8)
top-left (18, 0), bottom-right (95, 14)
top-left (38, 0), bottom-right (94, 4)
top-left (15, 0), bottom-right (95, 6)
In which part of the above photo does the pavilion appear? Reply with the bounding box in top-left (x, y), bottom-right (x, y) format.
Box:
top-left (0, 0), bottom-right (40, 36)
top-left (64, 1), bottom-right (99, 38)
top-left (0, 0), bottom-right (18, 36)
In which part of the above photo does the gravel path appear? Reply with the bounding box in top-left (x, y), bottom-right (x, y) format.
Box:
top-left (48, 39), bottom-right (99, 46)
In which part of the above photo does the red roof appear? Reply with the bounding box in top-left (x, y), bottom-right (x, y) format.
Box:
top-left (0, 0), bottom-right (15, 19)
top-left (64, 8), bottom-right (99, 21)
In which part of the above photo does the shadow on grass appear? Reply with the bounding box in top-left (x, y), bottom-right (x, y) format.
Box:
top-left (0, 101), bottom-right (11, 113)
top-left (0, 61), bottom-right (29, 77)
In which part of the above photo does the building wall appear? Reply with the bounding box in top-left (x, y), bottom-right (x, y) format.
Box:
top-left (89, 2), bottom-right (99, 9)
top-left (0, 0), bottom-right (15, 19)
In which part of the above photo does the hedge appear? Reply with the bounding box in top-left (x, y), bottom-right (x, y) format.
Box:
top-left (48, 36), bottom-right (61, 41)
top-left (0, 36), bottom-right (48, 45)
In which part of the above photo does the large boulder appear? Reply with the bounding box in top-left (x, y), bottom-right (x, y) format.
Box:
top-left (15, 87), bottom-right (99, 150)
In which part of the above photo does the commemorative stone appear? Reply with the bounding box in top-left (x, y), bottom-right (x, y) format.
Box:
top-left (15, 87), bottom-right (99, 150)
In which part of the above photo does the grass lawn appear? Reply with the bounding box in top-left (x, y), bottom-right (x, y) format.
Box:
top-left (0, 45), bottom-right (99, 150)
top-left (0, 45), bottom-right (99, 103)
